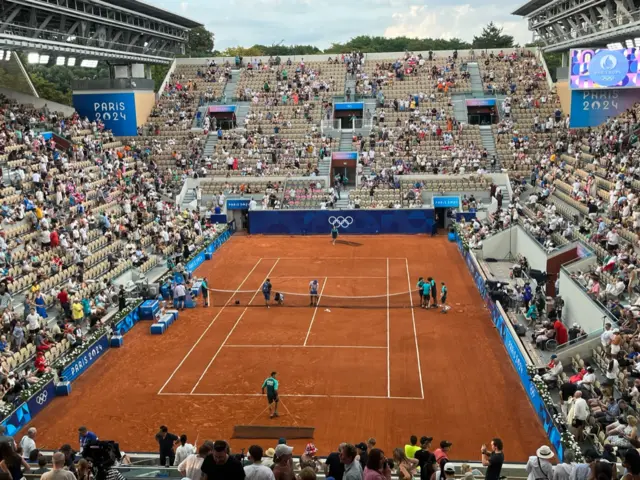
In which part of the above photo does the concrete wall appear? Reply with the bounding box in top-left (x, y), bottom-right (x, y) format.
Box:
top-left (0, 87), bottom-right (75, 116)
top-left (481, 227), bottom-right (518, 261)
top-left (175, 48), bottom-right (534, 66)
top-left (480, 225), bottom-right (549, 271)
top-left (516, 226), bottom-right (549, 273)
top-left (556, 81), bottom-right (571, 116)
top-left (559, 268), bottom-right (614, 334)
top-left (134, 91), bottom-right (156, 127)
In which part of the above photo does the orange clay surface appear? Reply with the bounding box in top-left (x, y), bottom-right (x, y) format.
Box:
top-left (27, 235), bottom-right (548, 461)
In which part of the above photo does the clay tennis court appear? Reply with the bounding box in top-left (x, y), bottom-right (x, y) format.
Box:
top-left (28, 235), bottom-right (548, 461)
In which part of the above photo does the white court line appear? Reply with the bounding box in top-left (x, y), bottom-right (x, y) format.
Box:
top-left (158, 392), bottom-right (423, 400)
top-left (270, 276), bottom-right (386, 279)
top-left (405, 258), bottom-right (425, 400)
top-left (223, 344), bottom-right (386, 349)
top-left (189, 259), bottom-right (281, 394)
top-left (303, 277), bottom-right (327, 346)
top-left (261, 257), bottom-right (409, 260)
top-left (157, 258), bottom-right (264, 395)
top-left (386, 257), bottom-right (390, 398)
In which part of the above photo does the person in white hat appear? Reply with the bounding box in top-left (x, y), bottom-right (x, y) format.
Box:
top-left (526, 446), bottom-right (554, 480)
top-left (273, 444), bottom-right (294, 479)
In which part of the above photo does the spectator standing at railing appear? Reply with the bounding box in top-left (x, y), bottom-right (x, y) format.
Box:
top-left (481, 438), bottom-right (504, 480)
top-left (179, 444), bottom-right (211, 480)
top-left (200, 440), bottom-right (245, 480)
top-left (41, 452), bottom-right (73, 480)
top-left (244, 445), bottom-right (274, 480)
top-left (175, 434), bottom-right (196, 466)
top-left (18, 428), bottom-right (36, 459)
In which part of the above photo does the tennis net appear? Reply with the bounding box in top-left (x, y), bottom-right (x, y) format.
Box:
top-left (204, 288), bottom-right (427, 309)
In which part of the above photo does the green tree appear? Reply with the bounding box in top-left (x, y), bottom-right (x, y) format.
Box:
top-left (324, 35), bottom-right (470, 54)
top-left (29, 73), bottom-right (73, 105)
top-left (186, 26), bottom-right (215, 57)
top-left (472, 22), bottom-right (515, 49)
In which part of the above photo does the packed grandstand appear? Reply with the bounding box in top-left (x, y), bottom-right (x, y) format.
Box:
top-left (0, 14), bottom-right (640, 480)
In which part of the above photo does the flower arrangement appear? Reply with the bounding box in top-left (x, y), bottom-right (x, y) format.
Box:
top-left (19, 373), bottom-right (55, 402)
top-left (529, 370), bottom-right (584, 463)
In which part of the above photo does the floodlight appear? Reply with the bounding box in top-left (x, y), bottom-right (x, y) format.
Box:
top-left (67, 57), bottom-right (76, 66)
top-left (39, 55), bottom-right (49, 64)
top-left (80, 59), bottom-right (98, 68)
top-left (27, 53), bottom-right (39, 64)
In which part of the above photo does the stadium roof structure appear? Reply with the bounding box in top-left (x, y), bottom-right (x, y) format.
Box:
top-left (0, 0), bottom-right (203, 64)
top-left (512, 0), bottom-right (553, 16)
top-left (108, 0), bottom-right (202, 29)
top-left (512, 0), bottom-right (640, 52)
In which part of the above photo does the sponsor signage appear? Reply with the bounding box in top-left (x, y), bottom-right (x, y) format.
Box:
top-left (72, 92), bottom-right (137, 136)
top-left (227, 199), bottom-right (251, 210)
top-left (114, 305), bottom-right (141, 335)
top-left (334, 102), bottom-right (364, 111)
top-left (465, 98), bottom-right (496, 107)
top-left (433, 196), bottom-right (460, 208)
top-left (570, 89), bottom-right (639, 128)
top-left (208, 105), bottom-right (237, 113)
top-left (331, 152), bottom-right (358, 161)
top-left (61, 334), bottom-right (109, 383)
top-left (2, 379), bottom-right (55, 436)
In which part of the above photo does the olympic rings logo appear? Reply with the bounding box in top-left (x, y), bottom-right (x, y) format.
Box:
top-left (35, 391), bottom-right (48, 405)
top-left (328, 216), bottom-right (354, 228)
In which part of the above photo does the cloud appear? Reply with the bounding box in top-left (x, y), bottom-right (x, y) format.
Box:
top-left (383, 3), bottom-right (531, 45)
top-left (160, 0), bottom-right (532, 49)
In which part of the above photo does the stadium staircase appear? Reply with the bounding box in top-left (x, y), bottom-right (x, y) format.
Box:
top-left (344, 74), bottom-right (356, 100)
top-left (451, 94), bottom-right (468, 123)
top-left (363, 98), bottom-right (377, 119)
top-left (203, 135), bottom-right (218, 158)
top-left (235, 101), bottom-right (251, 126)
top-left (222, 69), bottom-right (241, 101)
top-left (318, 156), bottom-right (331, 177)
top-left (335, 189), bottom-right (351, 208)
top-left (339, 131), bottom-right (354, 151)
top-left (479, 125), bottom-right (500, 170)
top-left (181, 188), bottom-right (197, 210)
top-left (467, 63), bottom-right (484, 94)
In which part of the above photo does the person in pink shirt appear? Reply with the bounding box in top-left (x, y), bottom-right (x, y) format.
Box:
top-left (363, 448), bottom-right (392, 480)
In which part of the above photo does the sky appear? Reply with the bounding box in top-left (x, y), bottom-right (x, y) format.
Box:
top-left (155, 0), bottom-right (535, 51)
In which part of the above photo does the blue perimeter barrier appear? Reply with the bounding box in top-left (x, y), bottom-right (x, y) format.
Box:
top-left (454, 232), bottom-right (564, 460)
top-left (1, 230), bottom-right (233, 436)
top-left (248, 209), bottom-right (436, 235)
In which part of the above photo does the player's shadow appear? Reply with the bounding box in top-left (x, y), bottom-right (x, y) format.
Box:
top-left (336, 240), bottom-right (362, 247)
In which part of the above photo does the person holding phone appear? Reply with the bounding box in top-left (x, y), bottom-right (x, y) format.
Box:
top-left (481, 439), bottom-right (504, 480)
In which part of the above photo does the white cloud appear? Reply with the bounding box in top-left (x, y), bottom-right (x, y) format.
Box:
top-left (160, 0), bottom-right (533, 49)
top-left (383, 3), bottom-right (531, 45)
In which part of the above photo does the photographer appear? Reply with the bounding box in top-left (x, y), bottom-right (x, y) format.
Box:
top-left (363, 448), bottom-right (392, 480)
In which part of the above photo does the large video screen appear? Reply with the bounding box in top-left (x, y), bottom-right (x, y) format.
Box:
top-left (570, 48), bottom-right (640, 89)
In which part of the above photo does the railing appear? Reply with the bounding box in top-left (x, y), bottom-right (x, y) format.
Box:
top-left (320, 119), bottom-right (341, 132)
top-left (72, 78), bottom-right (155, 91)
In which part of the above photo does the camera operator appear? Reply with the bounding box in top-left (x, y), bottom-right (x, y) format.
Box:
top-left (82, 440), bottom-right (124, 480)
